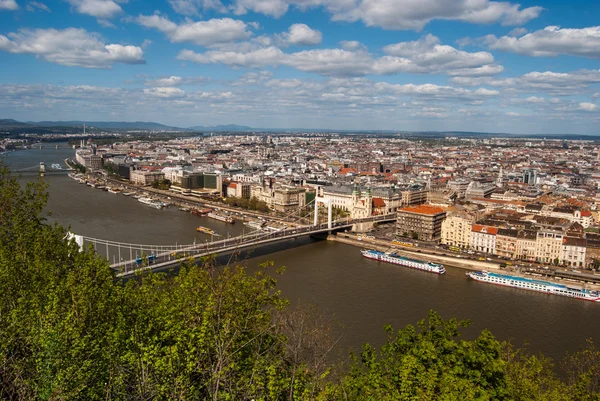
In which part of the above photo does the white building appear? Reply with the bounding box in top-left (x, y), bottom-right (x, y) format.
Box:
top-left (470, 225), bottom-right (498, 254)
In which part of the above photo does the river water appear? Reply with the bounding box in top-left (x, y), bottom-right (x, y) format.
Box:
top-left (3, 144), bottom-right (600, 364)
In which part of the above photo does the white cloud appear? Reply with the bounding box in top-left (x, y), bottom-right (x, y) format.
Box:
top-left (579, 102), bottom-right (598, 111)
top-left (65, 0), bottom-right (124, 18)
top-left (380, 34), bottom-right (500, 76)
top-left (450, 69), bottom-right (600, 96)
top-left (144, 87), bottom-right (187, 98)
top-left (223, 0), bottom-right (542, 31)
top-left (524, 96), bottom-right (544, 103)
top-left (178, 46), bottom-right (285, 68)
top-left (0, 28), bottom-right (144, 68)
top-left (485, 26), bottom-right (600, 59)
top-left (508, 27), bottom-right (527, 36)
top-left (339, 40), bottom-right (364, 51)
top-left (0, 0), bottom-right (18, 10)
top-left (136, 15), bottom-right (253, 47)
top-left (168, 0), bottom-right (227, 15)
top-left (26, 1), bottom-right (50, 11)
top-left (181, 35), bottom-right (503, 78)
top-left (144, 75), bottom-right (207, 87)
top-left (279, 23), bottom-right (322, 46)
top-left (333, 0), bottom-right (542, 30)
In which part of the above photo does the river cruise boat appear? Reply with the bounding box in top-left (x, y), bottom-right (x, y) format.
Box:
top-left (245, 220), bottom-right (265, 230)
top-left (138, 197), bottom-right (163, 209)
top-left (207, 212), bottom-right (235, 224)
top-left (466, 271), bottom-right (600, 302)
top-left (361, 249), bottom-right (446, 274)
top-left (196, 226), bottom-right (216, 235)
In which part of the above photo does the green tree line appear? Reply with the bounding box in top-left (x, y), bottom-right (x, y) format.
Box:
top-left (1, 163), bottom-right (599, 400)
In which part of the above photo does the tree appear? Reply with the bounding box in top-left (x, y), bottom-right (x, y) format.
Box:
top-left (336, 311), bottom-right (509, 401)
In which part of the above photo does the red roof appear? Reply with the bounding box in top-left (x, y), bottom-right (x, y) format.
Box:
top-left (338, 167), bottom-right (357, 175)
top-left (372, 197), bottom-right (386, 208)
top-left (582, 211), bottom-right (592, 217)
top-left (228, 183), bottom-right (237, 189)
top-left (471, 224), bottom-right (498, 235)
top-left (400, 205), bottom-right (445, 215)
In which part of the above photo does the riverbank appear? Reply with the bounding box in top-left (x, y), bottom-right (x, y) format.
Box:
top-left (328, 233), bottom-right (501, 271)
top-left (330, 233), bottom-right (600, 291)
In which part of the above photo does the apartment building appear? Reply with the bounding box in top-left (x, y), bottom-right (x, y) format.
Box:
top-left (470, 225), bottom-right (498, 254)
top-left (441, 212), bottom-right (475, 249)
top-left (396, 205), bottom-right (446, 242)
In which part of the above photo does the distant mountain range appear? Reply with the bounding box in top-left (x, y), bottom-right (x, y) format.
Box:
top-left (1, 118), bottom-right (599, 139)
top-left (26, 120), bottom-right (185, 131)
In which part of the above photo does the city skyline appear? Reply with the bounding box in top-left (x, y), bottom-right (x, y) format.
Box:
top-left (1, 0), bottom-right (600, 134)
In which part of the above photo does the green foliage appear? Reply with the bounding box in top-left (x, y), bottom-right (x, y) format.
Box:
top-left (0, 162), bottom-right (599, 400)
top-left (224, 196), bottom-right (270, 212)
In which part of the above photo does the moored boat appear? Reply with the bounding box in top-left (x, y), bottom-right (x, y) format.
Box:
top-left (466, 270), bottom-right (600, 302)
top-left (138, 197), bottom-right (163, 209)
top-left (207, 212), bottom-right (235, 224)
top-left (361, 249), bottom-right (446, 274)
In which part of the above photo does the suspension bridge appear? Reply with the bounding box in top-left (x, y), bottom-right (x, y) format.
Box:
top-left (12, 162), bottom-right (71, 175)
top-left (73, 197), bottom-right (397, 277)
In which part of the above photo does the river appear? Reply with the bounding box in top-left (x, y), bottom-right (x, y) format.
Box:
top-left (3, 144), bottom-right (600, 364)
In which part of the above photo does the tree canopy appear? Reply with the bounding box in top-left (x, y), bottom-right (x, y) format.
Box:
top-left (0, 163), bottom-right (599, 400)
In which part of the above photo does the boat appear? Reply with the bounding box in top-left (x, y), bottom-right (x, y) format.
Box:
top-left (107, 188), bottom-right (121, 194)
top-left (196, 226), bottom-right (216, 235)
top-left (179, 207), bottom-right (191, 212)
top-left (132, 194), bottom-right (142, 199)
top-left (361, 249), bottom-right (446, 274)
top-left (138, 197), bottom-right (163, 209)
top-left (465, 271), bottom-right (600, 302)
top-left (122, 192), bottom-right (135, 196)
top-left (245, 220), bottom-right (265, 230)
top-left (207, 212), bottom-right (235, 224)
top-left (192, 208), bottom-right (212, 217)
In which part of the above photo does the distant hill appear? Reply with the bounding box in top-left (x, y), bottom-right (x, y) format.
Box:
top-left (0, 119), bottom-right (32, 128)
top-left (28, 120), bottom-right (186, 131)
top-left (187, 124), bottom-right (254, 132)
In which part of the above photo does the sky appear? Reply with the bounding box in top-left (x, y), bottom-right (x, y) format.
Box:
top-left (0, 0), bottom-right (599, 134)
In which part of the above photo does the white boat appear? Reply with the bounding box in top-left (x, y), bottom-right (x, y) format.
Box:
top-left (138, 197), bottom-right (163, 209)
top-left (107, 188), bottom-right (121, 194)
top-left (466, 271), bottom-right (600, 302)
top-left (361, 249), bottom-right (446, 274)
top-left (245, 220), bottom-right (265, 230)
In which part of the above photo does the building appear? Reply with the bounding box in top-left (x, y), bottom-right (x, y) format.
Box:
top-left (75, 150), bottom-right (102, 170)
top-left (561, 237), bottom-right (587, 268)
top-left (516, 230), bottom-right (537, 261)
top-left (401, 188), bottom-right (429, 206)
top-left (170, 171), bottom-right (223, 195)
top-left (130, 170), bottom-right (165, 186)
top-left (465, 182), bottom-right (496, 201)
top-left (441, 212), bottom-right (475, 249)
top-left (522, 168), bottom-right (537, 185)
top-left (535, 229), bottom-right (564, 264)
top-left (251, 182), bottom-right (307, 213)
top-left (470, 225), bottom-right (498, 254)
top-left (396, 205), bottom-right (446, 242)
top-left (495, 228), bottom-right (519, 259)
top-left (226, 182), bottom-right (251, 198)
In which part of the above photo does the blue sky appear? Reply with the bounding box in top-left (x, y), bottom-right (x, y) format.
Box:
top-left (1, 0), bottom-right (599, 134)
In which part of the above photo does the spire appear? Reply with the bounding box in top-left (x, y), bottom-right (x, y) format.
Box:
top-left (496, 165), bottom-right (503, 187)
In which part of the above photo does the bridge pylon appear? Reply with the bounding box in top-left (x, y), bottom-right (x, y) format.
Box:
top-left (314, 197), bottom-right (333, 230)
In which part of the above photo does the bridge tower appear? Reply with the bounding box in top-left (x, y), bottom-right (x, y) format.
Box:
top-left (314, 197), bottom-right (333, 230)
top-left (39, 162), bottom-right (45, 177)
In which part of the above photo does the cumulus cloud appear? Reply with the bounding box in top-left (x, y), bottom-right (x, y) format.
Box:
top-left (450, 69), bottom-right (600, 96)
top-left (168, 0), bottom-right (227, 15)
top-left (0, 0), bottom-right (18, 10)
top-left (144, 87), bottom-right (187, 98)
top-left (180, 34), bottom-right (503, 78)
top-left (278, 23), bottom-right (322, 46)
top-left (579, 102), bottom-right (598, 111)
top-left (508, 27), bottom-right (527, 36)
top-left (136, 14), bottom-right (253, 47)
top-left (144, 75), bottom-right (207, 87)
top-left (227, 0), bottom-right (542, 30)
top-left (485, 26), bottom-right (600, 59)
top-left (0, 28), bottom-right (145, 68)
top-left (379, 34), bottom-right (501, 76)
top-left (64, 0), bottom-right (124, 18)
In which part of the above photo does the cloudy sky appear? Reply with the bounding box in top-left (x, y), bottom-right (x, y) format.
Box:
top-left (1, 0), bottom-right (599, 133)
